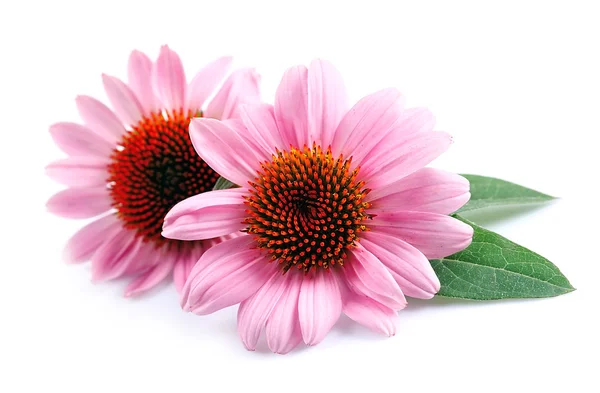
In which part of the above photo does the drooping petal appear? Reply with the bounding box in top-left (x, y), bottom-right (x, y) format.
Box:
top-left (239, 104), bottom-right (284, 156)
top-left (360, 131), bottom-right (453, 188)
top-left (63, 213), bottom-right (121, 264)
top-left (46, 157), bottom-right (109, 188)
top-left (120, 240), bottom-right (163, 277)
top-left (91, 229), bottom-right (144, 281)
top-left (180, 235), bottom-right (256, 308)
top-left (49, 122), bottom-right (114, 157)
top-left (343, 244), bottom-right (407, 310)
top-left (186, 56), bottom-right (233, 112)
top-left (369, 211), bottom-right (474, 259)
top-left (75, 95), bottom-right (125, 142)
top-left (47, 187), bottom-right (112, 219)
top-left (367, 168), bottom-right (470, 214)
top-left (173, 247), bottom-right (202, 295)
top-left (361, 231), bottom-right (440, 299)
top-left (124, 254), bottom-right (175, 297)
top-left (274, 65), bottom-right (309, 148)
top-left (152, 45), bottom-right (186, 111)
top-left (163, 188), bottom-right (248, 241)
top-left (298, 270), bottom-right (342, 346)
top-left (127, 50), bottom-right (159, 114)
top-left (265, 273), bottom-right (303, 354)
top-left (182, 235), bottom-right (273, 315)
top-left (188, 257), bottom-right (274, 316)
top-left (307, 59), bottom-right (349, 148)
top-left (102, 74), bottom-right (145, 125)
top-left (189, 118), bottom-right (264, 186)
top-left (237, 271), bottom-right (289, 351)
top-left (342, 289), bottom-right (399, 336)
top-left (205, 68), bottom-right (261, 120)
top-left (331, 88), bottom-right (404, 162)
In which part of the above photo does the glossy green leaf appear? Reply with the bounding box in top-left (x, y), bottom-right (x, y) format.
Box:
top-left (212, 177), bottom-right (238, 191)
top-left (431, 216), bottom-right (574, 300)
top-left (457, 174), bottom-right (555, 213)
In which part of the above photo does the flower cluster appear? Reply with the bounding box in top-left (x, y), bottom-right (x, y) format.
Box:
top-left (47, 46), bottom-right (473, 353)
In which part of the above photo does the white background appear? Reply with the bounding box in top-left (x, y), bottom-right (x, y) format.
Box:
top-left (1, 1), bottom-right (599, 392)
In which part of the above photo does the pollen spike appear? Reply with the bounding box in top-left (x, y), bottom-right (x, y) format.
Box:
top-left (108, 110), bottom-right (219, 246)
top-left (244, 144), bottom-right (371, 273)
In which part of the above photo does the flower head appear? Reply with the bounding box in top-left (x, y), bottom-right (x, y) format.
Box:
top-left (163, 60), bottom-right (473, 353)
top-left (46, 46), bottom-right (260, 296)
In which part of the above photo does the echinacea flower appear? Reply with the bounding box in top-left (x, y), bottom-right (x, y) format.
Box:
top-left (162, 60), bottom-right (473, 353)
top-left (46, 46), bottom-right (260, 296)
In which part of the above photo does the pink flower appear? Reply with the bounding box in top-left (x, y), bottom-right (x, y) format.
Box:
top-left (46, 46), bottom-right (260, 297)
top-left (163, 60), bottom-right (473, 353)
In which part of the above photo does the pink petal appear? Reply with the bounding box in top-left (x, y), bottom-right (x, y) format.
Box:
top-left (361, 231), bottom-right (440, 299)
top-left (369, 211), bottom-right (474, 259)
top-left (265, 273), bottom-right (303, 354)
top-left (342, 289), bottom-right (399, 336)
top-left (239, 104), bottom-right (284, 155)
top-left (46, 157), bottom-right (108, 188)
top-left (173, 246), bottom-right (205, 295)
top-left (49, 122), bottom-right (114, 157)
top-left (331, 88), bottom-right (403, 162)
top-left (237, 271), bottom-right (289, 351)
top-left (91, 228), bottom-right (143, 281)
top-left (186, 56), bottom-right (233, 112)
top-left (368, 168), bottom-right (470, 214)
top-left (205, 68), bottom-right (261, 120)
top-left (153, 45), bottom-right (186, 111)
top-left (355, 107), bottom-right (436, 168)
top-left (163, 189), bottom-right (248, 241)
top-left (221, 117), bottom-right (265, 154)
top-left (343, 244), bottom-right (407, 310)
top-left (298, 270), bottom-right (342, 346)
top-left (182, 235), bottom-right (273, 315)
top-left (360, 131), bottom-right (453, 188)
top-left (102, 74), bottom-right (144, 126)
top-left (274, 65), bottom-right (309, 148)
top-left (180, 235), bottom-right (256, 308)
top-left (121, 241), bottom-right (162, 276)
top-left (63, 213), bottom-right (121, 264)
top-left (307, 59), bottom-right (349, 149)
top-left (189, 118), bottom-right (264, 187)
top-left (223, 116), bottom-right (283, 174)
top-left (75, 96), bottom-right (125, 143)
top-left (47, 187), bottom-right (112, 219)
top-left (392, 107), bottom-right (436, 134)
top-left (127, 50), bottom-right (159, 114)
top-left (124, 255), bottom-right (175, 297)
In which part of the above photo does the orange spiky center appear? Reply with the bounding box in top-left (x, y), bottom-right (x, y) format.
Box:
top-left (244, 144), bottom-right (372, 273)
top-left (107, 110), bottom-right (219, 246)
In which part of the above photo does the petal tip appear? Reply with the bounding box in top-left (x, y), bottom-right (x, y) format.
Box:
top-left (161, 227), bottom-right (174, 240)
top-left (129, 49), bottom-right (145, 57)
top-left (181, 296), bottom-right (197, 312)
top-left (62, 246), bottom-right (80, 265)
top-left (123, 290), bottom-right (135, 298)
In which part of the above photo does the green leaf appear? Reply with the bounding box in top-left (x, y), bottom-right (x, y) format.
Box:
top-left (431, 216), bottom-right (574, 300)
top-left (457, 174), bottom-right (555, 213)
top-left (212, 177), bottom-right (239, 191)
